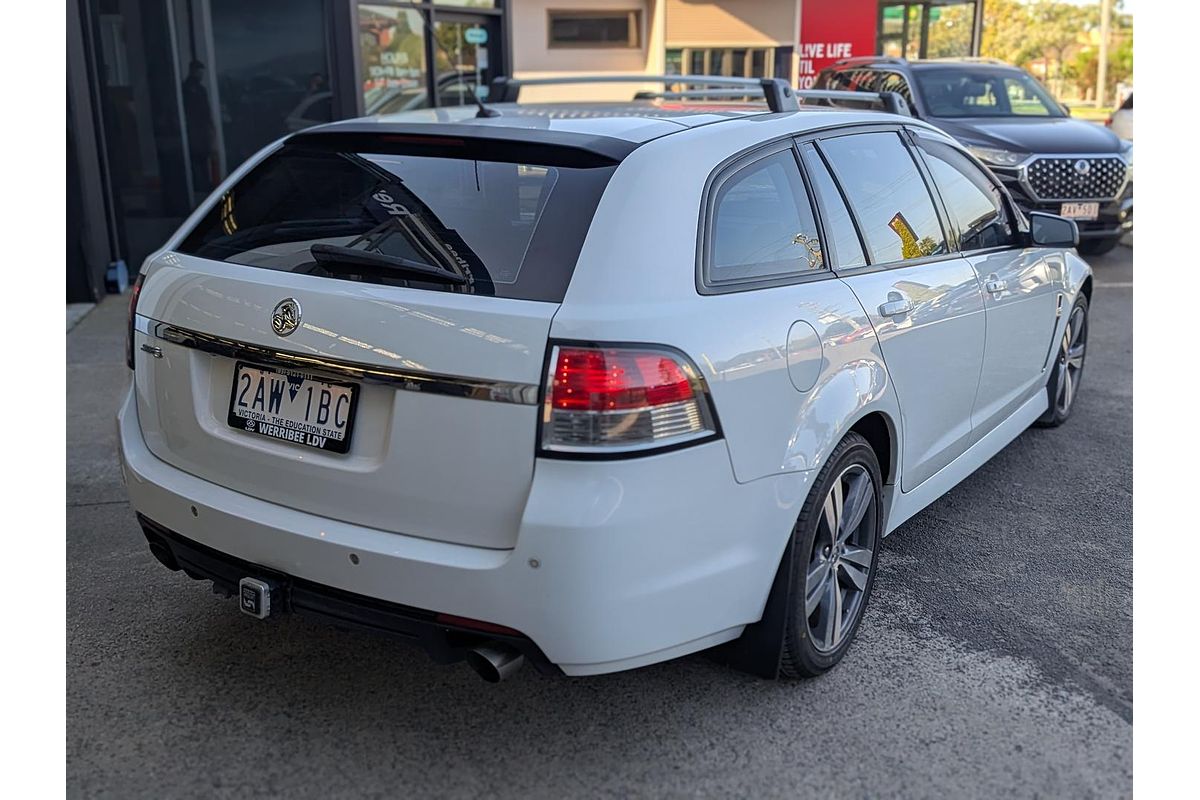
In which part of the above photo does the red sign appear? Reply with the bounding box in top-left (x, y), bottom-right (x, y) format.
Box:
top-left (797, 0), bottom-right (879, 88)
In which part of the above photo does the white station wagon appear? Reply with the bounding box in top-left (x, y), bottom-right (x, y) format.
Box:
top-left (119, 77), bottom-right (1092, 681)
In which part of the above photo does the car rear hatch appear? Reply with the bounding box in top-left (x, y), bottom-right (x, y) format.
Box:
top-left (131, 129), bottom-right (620, 550)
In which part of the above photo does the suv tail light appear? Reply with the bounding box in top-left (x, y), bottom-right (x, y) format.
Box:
top-left (540, 344), bottom-right (718, 455)
top-left (125, 272), bottom-right (145, 370)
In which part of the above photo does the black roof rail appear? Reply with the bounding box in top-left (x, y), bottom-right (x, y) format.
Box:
top-left (488, 74), bottom-right (800, 113)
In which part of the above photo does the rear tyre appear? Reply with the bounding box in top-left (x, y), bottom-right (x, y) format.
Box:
top-left (780, 432), bottom-right (883, 679)
top-left (1036, 294), bottom-right (1089, 427)
top-left (1076, 236), bottom-right (1121, 256)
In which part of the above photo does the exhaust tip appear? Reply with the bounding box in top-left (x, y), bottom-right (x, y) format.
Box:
top-left (465, 643), bottom-right (525, 683)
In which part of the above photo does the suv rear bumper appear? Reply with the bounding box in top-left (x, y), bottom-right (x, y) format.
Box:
top-left (118, 386), bottom-right (808, 676)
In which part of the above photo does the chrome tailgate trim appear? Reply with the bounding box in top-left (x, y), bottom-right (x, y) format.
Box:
top-left (135, 315), bottom-right (540, 405)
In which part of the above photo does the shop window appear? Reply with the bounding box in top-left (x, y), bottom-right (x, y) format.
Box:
top-left (358, 5), bottom-right (429, 114)
top-left (676, 48), bottom-right (776, 79)
top-left (666, 49), bottom-right (683, 75)
top-left (548, 10), bottom-right (641, 48)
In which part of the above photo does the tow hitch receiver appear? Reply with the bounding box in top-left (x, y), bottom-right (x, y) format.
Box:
top-left (239, 577), bottom-right (279, 619)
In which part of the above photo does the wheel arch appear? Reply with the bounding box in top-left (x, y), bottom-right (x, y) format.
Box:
top-left (711, 407), bottom-right (900, 679)
top-left (847, 410), bottom-right (899, 487)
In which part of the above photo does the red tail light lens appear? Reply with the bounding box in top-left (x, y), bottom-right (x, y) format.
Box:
top-left (541, 344), bottom-right (717, 454)
top-left (125, 272), bottom-right (145, 371)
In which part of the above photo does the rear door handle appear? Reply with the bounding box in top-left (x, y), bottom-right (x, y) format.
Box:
top-left (985, 278), bottom-right (1008, 293)
top-left (879, 298), bottom-right (913, 317)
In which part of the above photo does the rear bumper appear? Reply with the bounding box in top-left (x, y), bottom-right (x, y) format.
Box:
top-left (138, 514), bottom-right (562, 674)
top-left (118, 386), bottom-right (808, 676)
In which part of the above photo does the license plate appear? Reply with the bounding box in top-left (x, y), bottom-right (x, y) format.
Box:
top-left (1060, 202), bottom-right (1099, 220)
top-left (227, 362), bottom-right (359, 453)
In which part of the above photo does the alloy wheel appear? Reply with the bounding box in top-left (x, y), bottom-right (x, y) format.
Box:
top-left (1055, 303), bottom-right (1088, 416)
top-left (805, 464), bottom-right (876, 654)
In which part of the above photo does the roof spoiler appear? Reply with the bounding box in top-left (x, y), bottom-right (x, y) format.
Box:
top-left (488, 75), bottom-right (800, 113)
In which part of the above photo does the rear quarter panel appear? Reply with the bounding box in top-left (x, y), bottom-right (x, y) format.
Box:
top-left (552, 118), bottom-right (904, 486)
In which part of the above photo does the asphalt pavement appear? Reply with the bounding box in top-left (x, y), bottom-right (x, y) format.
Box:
top-left (66, 242), bottom-right (1133, 798)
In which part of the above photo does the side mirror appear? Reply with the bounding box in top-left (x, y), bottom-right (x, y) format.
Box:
top-left (1061, 103), bottom-right (1072, 116)
top-left (1028, 211), bottom-right (1079, 248)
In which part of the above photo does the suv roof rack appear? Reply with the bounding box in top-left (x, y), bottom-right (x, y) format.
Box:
top-left (488, 75), bottom-right (800, 113)
top-left (801, 88), bottom-right (912, 116)
top-left (488, 75), bottom-right (914, 117)
top-left (631, 87), bottom-right (912, 117)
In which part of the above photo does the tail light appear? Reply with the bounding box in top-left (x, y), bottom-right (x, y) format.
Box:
top-left (1104, 116), bottom-right (1113, 127)
top-left (540, 343), bottom-right (718, 455)
top-left (125, 272), bottom-right (145, 370)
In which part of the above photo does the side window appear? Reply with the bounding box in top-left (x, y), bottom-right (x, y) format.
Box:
top-left (914, 135), bottom-right (1015, 251)
top-left (799, 143), bottom-right (867, 269)
top-left (818, 131), bottom-right (947, 264)
top-left (877, 72), bottom-right (913, 105)
top-left (706, 148), bottom-right (824, 286)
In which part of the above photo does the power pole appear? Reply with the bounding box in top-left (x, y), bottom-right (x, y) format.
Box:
top-left (972, 0), bottom-right (986, 57)
top-left (1096, 0), bottom-right (1112, 107)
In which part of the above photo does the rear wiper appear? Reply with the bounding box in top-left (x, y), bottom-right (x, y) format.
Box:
top-left (309, 243), bottom-right (468, 285)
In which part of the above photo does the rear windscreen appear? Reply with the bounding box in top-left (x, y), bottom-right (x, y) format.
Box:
top-left (177, 139), bottom-right (617, 302)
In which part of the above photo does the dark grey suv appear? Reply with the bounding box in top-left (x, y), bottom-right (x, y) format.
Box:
top-left (815, 57), bottom-right (1132, 255)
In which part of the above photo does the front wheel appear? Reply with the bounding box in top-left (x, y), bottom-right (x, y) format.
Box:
top-left (1037, 294), bottom-right (1089, 427)
top-left (780, 432), bottom-right (883, 678)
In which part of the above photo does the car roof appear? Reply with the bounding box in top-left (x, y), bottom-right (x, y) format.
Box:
top-left (827, 57), bottom-right (1031, 75)
top-left (299, 101), bottom-right (911, 147)
top-left (907, 60), bottom-right (1025, 74)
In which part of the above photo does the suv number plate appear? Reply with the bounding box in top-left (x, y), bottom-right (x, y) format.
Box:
top-left (1060, 202), bottom-right (1099, 220)
top-left (227, 362), bottom-right (359, 453)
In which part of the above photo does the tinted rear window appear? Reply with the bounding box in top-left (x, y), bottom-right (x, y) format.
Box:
top-left (178, 139), bottom-right (616, 302)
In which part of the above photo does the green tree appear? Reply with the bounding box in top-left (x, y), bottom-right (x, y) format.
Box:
top-left (1072, 34), bottom-right (1133, 100)
top-left (980, 0), bottom-right (1124, 98)
top-left (980, 0), bottom-right (1032, 65)
top-left (926, 4), bottom-right (976, 58)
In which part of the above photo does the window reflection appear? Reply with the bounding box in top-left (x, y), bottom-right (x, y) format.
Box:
top-left (803, 148), bottom-right (867, 269)
top-left (358, 5), bottom-right (429, 114)
top-left (710, 150), bottom-right (824, 284)
top-left (178, 143), bottom-right (614, 303)
top-left (917, 138), bottom-right (1015, 251)
top-left (820, 132), bottom-right (946, 264)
